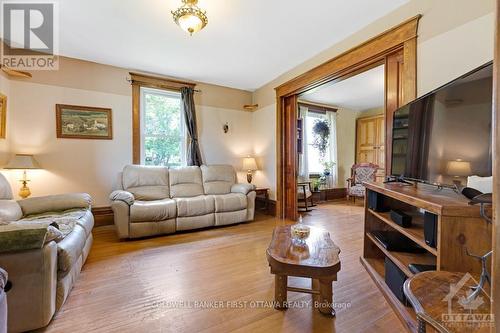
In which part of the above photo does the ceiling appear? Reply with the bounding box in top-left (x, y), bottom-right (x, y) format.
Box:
top-left (51, 0), bottom-right (408, 91)
top-left (300, 65), bottom-right (385, 111)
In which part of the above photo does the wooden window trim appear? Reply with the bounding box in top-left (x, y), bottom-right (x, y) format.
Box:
top-left (298, 101), bottom-right (338, 113)
top-left (130, 72), bottom-right (196, 164)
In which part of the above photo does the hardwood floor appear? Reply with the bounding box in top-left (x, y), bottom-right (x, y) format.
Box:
top-left (43, 201), bottom-right (405, 333)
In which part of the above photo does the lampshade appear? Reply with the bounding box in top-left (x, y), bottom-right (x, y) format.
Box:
top-left (446, 159), bottom-right (471, 177)
top-left (4, 154), bottom-right (41, 170)
top-left (242, 157), bottom-right (258, 171)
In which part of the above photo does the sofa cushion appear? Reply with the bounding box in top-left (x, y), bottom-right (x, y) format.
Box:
top-left (169, 166), bottom-right (204, 198)
top-left (214, 193), bottom-right (247, 213)
top-left (0, 200), bottom-right (23, 223)
top-left (75, 210), bottom-right (94, 237)
top-left (57, 224), bottom-right (87, 275)
top-left (122, 165), bottom-right (169, 200)
top-left (201, 165), bottom-right (236, 195)
top-left (130, 199), bottom-right (177, 222)
top-left (126, 186), bottom-right (169, 201)
top-left (176, 214), bottom-right (214, 231)
top-left (176, 195), bottom-right (215, 217)
top-left (215, 210), bottom-right (247, 226)
top-left (19, 193), bottom-right (91, 216)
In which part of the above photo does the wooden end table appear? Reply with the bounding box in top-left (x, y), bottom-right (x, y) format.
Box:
top-left (255, 187), bottom-right (270, 212)
top-left (266, 225), bottom-right (341, 316)
top-left (404, 271), bottom-right (493, 333)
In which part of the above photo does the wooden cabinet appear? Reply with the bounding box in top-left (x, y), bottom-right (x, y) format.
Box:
top-left (361, 182), bottom-right (492, 332)
top-left (356, 115), bottom-right (385, 180)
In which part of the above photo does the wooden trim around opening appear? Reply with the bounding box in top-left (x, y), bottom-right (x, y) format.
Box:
top-left (275, 15), bottom-right (420, 219)
top-left (130, 72), bottom-right (196, 164)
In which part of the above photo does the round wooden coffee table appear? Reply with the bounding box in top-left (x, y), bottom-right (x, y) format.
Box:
top-left (266, 225), bottom-right (341, 316)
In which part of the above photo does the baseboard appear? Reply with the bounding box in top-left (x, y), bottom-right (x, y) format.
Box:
top-left (92, 206), bottom-right (114, 227)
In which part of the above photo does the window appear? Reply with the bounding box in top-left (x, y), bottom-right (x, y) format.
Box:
top-left (306, 112), bottom-right (328, 174)
top-left (140, 87), bottom-right (186, 167)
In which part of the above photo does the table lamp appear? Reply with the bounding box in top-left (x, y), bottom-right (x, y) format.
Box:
top-left (446, 159), bottom-right (471, 186)
top-left (242, 156), bottom-right (258, 183)
top-left (4, 154), bottom-right (41, 199)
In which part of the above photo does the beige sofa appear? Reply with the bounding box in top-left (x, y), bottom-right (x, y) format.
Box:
top-left (0, 174), bottom-right (93, 333)
top-left (110, 165), bottom-right (256, 239)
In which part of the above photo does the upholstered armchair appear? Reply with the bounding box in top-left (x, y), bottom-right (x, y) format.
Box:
top-left (346, 163), bottom-right (378, 203)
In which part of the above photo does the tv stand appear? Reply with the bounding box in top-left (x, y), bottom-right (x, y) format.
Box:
top-left (360, 181), bottom-right (492, 332)
top-left (383, 175), bottom-right (415, 186)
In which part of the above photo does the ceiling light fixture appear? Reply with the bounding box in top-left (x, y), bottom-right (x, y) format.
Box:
top-left (172, 0), bottom-right (208, 36)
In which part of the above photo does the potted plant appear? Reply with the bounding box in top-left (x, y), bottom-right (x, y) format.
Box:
top-left (322, 161), bottom-right (336, 176)
top-left (312, 119), bottom-right (330, 160)
top-left (312, 178), bottom-right (320, 191)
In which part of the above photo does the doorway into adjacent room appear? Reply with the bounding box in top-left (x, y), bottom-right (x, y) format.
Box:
top-left (296, 64), bottom-right (385, 214)
top-left (275, 17), bottom-right (419, 220)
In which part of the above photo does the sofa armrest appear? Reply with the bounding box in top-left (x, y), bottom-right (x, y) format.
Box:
top-left (0, 242), bottom-right (57, 332)
top-left (110, 200), bottom-right (130, 239)
top-left (109, 190), bottom-right (135, 206)
top-left (18, 193), bottom-right (92, 217)
top-left (231, 183), bottom-right (256, 195)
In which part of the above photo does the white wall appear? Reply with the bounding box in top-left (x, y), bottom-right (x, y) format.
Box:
top-left (251, 104), bottom-right (276, 198)
top-left (336, 109), bottom-right (360, 187)
top-left (418, 13), bottom-right (494, 96)
top-left (1, 79), bottom-right (253, 206)
top-left (0, 1), bottom-right (494, 206)
top-left (4, 80), bottom-right (132, 206)
top-left (197, 105), bottom-right (254, 184)
top-left (250, 2), bottom-right (495, 199)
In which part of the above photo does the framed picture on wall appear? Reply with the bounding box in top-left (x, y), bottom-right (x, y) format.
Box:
top-left (56, 104), bottom-right (113, 139)
top-left (0, 94), bottom-right (6, 139)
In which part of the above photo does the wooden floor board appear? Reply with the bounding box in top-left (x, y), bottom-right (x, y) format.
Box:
top-left (41, 200), bottom-right (406, 333)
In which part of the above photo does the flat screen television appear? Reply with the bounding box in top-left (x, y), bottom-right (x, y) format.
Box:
top-left (390, 62), bottom-right (493, 187)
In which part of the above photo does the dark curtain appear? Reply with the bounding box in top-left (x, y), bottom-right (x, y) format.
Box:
top-left (181, 87), bottom-right (203, 166)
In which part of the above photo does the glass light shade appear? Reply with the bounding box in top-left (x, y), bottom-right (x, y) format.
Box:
top-left (172, 0), bottom-right (208, 35)
top-left (178, 14), bottom-right (204, 35)
top-left (446, 159), bottom-right (472, 177)
top-left (243, 157), bottom-right (258, 171)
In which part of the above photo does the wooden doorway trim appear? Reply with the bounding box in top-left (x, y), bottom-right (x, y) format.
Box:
top-left (275, 15), bottom-right (421, 220)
